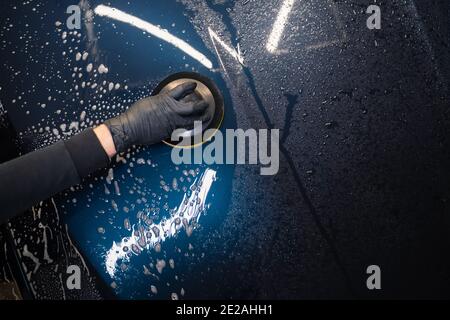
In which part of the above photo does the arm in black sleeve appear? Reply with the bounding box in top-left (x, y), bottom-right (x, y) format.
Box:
top-left (0, 128), bottom-right (110, 223)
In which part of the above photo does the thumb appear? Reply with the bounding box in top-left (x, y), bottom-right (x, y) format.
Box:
top-left (168, 82), bottom-right (197, 100)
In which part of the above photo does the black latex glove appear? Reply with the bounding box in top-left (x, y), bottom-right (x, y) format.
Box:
top-left (105, 82), bottom-right (210, 153)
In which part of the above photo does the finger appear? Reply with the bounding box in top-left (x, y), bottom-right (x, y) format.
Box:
top-left (200, 108), bottom-right (212, 123)
top-left (168, 82), bottom-right (197, 100)
top-left (180, 92), bottom-right (201, 104)
top-left (177, 100), bottom-right (209, 116)
top-left (179, 109), bottom-right (212, 130)
top-left (192, 100), bottom-right (209, 114)
top-left (184, 107), bottom-right (212, 125)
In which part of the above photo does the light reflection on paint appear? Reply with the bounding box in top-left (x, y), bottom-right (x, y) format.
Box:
top-left (94, 5), bottom-right (213, 69)
top-left (105, 168), bottom-right (216, 278)
top-left (266, 0), bottom-right (295, 53)
top-left (208, 27), bottom-right (244, 65)
top-left (80, 0), bottom-right (99, 61)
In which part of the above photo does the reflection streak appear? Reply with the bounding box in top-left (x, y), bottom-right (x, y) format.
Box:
top-left (208, 27), bottom-right (244, 65)
top-left (266, 0), bottom-right (295, 53)
top-left (94, 5), bottom-right (213, 69)
top-left (105, 168), bottom-right (216, 278)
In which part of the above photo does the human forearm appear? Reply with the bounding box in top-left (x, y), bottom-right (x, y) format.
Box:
top-left (0, 128), bottom-right (110, 223)
top-left (94, 124), bottom-right (117, 158)
top-left (0, 82), bottom-right (209, 223)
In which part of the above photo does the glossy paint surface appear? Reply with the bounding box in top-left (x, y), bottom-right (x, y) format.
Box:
top-left (1, 0), bottom-right (450, 299)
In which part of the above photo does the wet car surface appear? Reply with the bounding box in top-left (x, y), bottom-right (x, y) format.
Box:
top-left (0, 0), bottom-right (450, 299)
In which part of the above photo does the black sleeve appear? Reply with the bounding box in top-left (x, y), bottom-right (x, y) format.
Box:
top-left (0, 128), bottom-right (110, 223)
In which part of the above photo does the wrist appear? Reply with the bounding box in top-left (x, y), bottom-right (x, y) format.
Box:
top-left (94, 124), bottom-right (117, 158)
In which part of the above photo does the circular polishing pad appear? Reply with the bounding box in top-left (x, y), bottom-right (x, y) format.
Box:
top-left (153, 72), bottom-right (224, 148)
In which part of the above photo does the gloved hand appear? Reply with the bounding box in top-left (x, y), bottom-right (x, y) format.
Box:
top-left (105, 82), bottom-right (210, 153)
